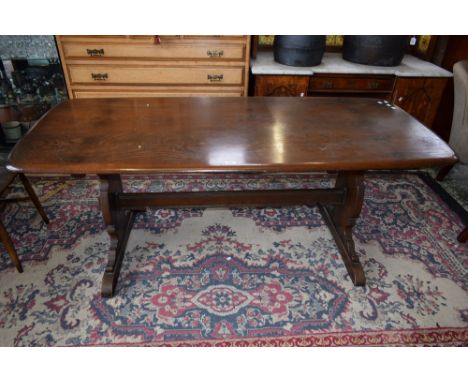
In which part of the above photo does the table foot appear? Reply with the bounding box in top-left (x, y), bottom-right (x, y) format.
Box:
top-left (457, 227), bottom-right (468, 243)
top-left (101, 210), bottom-right (136, 297)
top-left (319, 171), bottom-right (365, 286)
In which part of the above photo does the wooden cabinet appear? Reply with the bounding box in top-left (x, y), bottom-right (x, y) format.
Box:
top-left (251, 52), bottom-right (452, 130)
top-left (254, 74), bottom-right (448, 129)
top-left (57, 35), bottom-right (250, 98)
top-left (392, 77), bottom-right (448, 128)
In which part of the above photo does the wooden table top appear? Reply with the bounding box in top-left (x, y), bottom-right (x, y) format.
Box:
top-left (7, 97), bottom-right (456, 174)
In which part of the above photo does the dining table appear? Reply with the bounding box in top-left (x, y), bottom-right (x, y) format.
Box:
top-left (6, 96), bottom-right (457, 297)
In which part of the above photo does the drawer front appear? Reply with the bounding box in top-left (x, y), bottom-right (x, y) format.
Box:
top-left (62, 42), bottom-right (245, 61)
top-left (73, 89), bottom-right (243, 98)
top-left (68, 66), bottom-right (244, 85)
top-left (255, 75), bottom-right (309, 96)
top-left (308, 76), bottom-right (395, 92)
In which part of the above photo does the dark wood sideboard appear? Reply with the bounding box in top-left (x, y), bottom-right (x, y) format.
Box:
top-left (252, 52), bottom-right (452, 131)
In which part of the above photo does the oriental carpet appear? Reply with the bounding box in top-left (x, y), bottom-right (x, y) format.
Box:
top-left (0, 172), bottom-right (467, 346)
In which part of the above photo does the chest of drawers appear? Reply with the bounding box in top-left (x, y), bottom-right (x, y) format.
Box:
top-left (56, 35), bottom-right (250, 98)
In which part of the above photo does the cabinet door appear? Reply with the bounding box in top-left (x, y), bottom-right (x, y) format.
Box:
top-left (254, 75), bottom-right (309, 96)
top-left (392, 77), bottom-right (448, 128)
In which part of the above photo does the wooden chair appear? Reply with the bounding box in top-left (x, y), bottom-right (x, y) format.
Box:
top-left (0, 167), bottom-right (49, 272)
top-left (437, 61), bottom-right (468, 180)
top-left (436, 61), bottom-right (468, 243)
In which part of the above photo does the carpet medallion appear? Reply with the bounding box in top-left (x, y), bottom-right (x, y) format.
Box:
top-left (0, 173), bottom-right (466, 346)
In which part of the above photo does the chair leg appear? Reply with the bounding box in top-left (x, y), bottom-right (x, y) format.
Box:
top-left (18, 174), bottom-right (49, 224)
top-left (436, 164), bottom-right (455, 181)
top-left (0, 220), bottom-right (23, 273)
top-left (457, 227), bottom-right (468, 243)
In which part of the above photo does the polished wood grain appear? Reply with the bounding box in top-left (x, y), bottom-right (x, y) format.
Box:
top-left (7, 97), bottom-right (456, 175)
top-left (254, 75), bottom-right (309, 96)
top-left (392, 77), bottom-right (448, 128)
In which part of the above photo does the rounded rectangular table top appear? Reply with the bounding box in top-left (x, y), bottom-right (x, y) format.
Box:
top-left (7, 97), bottom-right (456, 174)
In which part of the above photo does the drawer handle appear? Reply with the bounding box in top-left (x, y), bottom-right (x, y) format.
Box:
top-left (87, 48), bottom-right (104, 57)
top-left (91, 73), bottom-right (108, 81)
top-left (368, 81), bottom-right (380, 89)
top-left (207, 49), bottom-right (224, 57)
top-left (322, 81), bottom-right (334, 89)
top-left (207, 74), bottom-right (224, 82)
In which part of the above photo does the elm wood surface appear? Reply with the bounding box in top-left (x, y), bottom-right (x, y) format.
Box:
top-left (7, 97), bottom-right (456, 174)
top-left (6, 97), bottom-right (457, 296)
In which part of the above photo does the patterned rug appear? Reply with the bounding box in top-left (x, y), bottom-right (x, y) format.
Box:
top-left (0, 172), bottom-right (467, 346)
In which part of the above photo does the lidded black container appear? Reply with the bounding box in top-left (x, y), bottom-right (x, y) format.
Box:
top-left (342, 35), bottom-right (409, 67)
top-left (274, 35), bottom-right (326, 67)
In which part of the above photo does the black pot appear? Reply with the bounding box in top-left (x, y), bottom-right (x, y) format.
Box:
top-left (343, 35), bottom-right (410, 67)
top-left (274, 35), bottom-right (326, 67)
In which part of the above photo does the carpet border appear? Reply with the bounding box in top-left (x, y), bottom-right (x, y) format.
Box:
top-left (74, 327), bottom-right (468, 347)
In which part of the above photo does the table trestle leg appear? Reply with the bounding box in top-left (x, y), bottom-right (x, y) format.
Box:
top-left (319, 171), bottom-right (366, 286)
top-left (98, 175), bottom-right (136, 297)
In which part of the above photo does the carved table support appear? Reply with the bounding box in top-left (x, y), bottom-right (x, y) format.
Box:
top-left (96, 171), bottom-right (366, 296)
top-left (98, 174), bottom-right (136, 297)
top-left (319, 171), bottom-right (366, 286)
